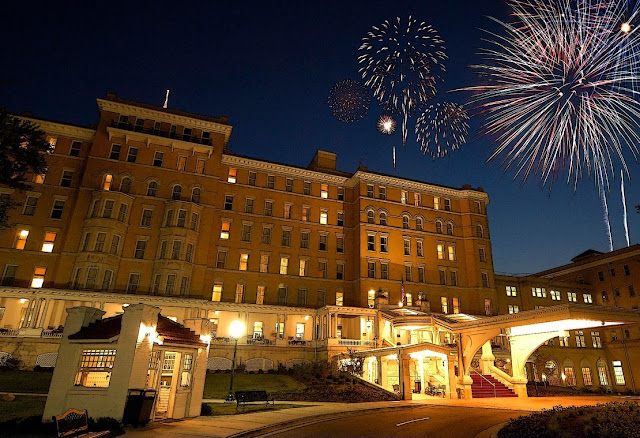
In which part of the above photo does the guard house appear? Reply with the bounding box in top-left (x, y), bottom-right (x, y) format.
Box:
top-left (43, 304), bottom-right (210, 422)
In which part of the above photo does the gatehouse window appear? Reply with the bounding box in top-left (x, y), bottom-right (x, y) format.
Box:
top-left (74, 349), bottom-right (116, 388)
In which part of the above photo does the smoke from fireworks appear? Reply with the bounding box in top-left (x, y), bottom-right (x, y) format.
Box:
top-left (415, 102), bottom-right (469, 158)
top-left (465, 0), bottom-right (640, 189)
top-left (358, 16), bottom-right (447, 148)
top-left (328, 79), bottom-right (371, 123)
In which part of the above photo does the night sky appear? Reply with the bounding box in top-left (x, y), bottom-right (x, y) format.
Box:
top-left (2, 0), bottom-right (639, 274)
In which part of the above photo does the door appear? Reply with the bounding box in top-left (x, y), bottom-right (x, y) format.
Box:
top-left (156, 352), bottom-right (177, 417)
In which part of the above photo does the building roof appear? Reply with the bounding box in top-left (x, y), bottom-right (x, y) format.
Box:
top-left (571, 249), bottom-right (604, 262)
top-left (536, 243), bottom-right (640, 278)
top-left (68, 314), bottom-right (206, 347)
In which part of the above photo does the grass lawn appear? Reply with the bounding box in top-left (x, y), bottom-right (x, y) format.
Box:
top-left (0, 395), bottom-right (46, 422)
top-left (203, 373), bottom-right (306, 399)
top-left (0, 371), bottom-right (52, 394)
top-left (203, 403), bottom-right (307, 416)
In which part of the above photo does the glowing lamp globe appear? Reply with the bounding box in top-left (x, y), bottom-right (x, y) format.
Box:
top-left (229, 320), bottom-right (245, 339)
top-left (621, 22), bottom-right (631, 33)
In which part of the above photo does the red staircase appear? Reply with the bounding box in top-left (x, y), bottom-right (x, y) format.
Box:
top-left (470, 373), bottom-right (517, 398)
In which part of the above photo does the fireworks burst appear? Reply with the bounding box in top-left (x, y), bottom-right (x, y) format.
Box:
top-left (377, 114), bottom-right (397, 135)
top-left (465, 0), bottom-right (640, 188)
top-left (358, 16), bottom-right (447, 147)
top-left (327, 79), bottom-right (371, 123)
top-left (415, 102), bottom-right (469, 158)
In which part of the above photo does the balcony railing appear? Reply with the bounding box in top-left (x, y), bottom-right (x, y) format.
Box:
top-left (110, 121), bottom-right (213, 146)
top-left (0, 328), bottom-right (63, 339)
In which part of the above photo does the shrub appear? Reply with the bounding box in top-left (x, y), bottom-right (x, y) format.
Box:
top-left (89, 417), bottom-right (124, 435)
top-left (201, 403), bottom-right (213, 416)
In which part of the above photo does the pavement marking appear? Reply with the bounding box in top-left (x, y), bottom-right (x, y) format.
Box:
top-left (396, 416), bottom-right (431, 427)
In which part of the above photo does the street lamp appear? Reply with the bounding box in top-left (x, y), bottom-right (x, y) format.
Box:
top-left (225, 320), bottom-right (245, 402)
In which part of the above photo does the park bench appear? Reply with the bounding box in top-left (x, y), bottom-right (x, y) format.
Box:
top-left (235, 390), bottom-right (274, 412)
top-left (53, 408), bottom-right (110, 438)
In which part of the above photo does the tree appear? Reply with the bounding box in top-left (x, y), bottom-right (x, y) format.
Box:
top-left (0, 109), bottom-right (50, 228)
top-left (339, 348), bottom-right (364, 384)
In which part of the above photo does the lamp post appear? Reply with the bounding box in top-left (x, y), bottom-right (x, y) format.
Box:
top-left (225, 320), bottom-right (245, 403)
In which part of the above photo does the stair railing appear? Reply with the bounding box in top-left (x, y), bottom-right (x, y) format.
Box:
top-left (470, 366), bottom-right (496, 398)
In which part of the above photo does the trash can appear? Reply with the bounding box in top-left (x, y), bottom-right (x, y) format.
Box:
top-left (123, 388), bottom-right (157, 427)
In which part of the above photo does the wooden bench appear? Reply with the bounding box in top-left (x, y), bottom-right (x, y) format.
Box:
top-left (235, 390), bottom-right (274, 412)
top-left (53, 409), bottom-right (110, 438)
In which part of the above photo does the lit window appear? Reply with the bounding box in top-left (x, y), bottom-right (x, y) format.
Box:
top-left (532, 287), bottom-right (547, 298)
top-left (256, 285), bottom-right (265, 304)
top-left (437, 244), bottom-right (444, 260)
top-left (212, 283), bottom-right (222, 301)
top-left (302, 206), bottom-right (310, 221)
top-left (196, 159), bottom-right (206, 174)
top-left (177, 156), bottom-right (187, 171)
top-left (583, 293), bottom-right (593, 303)
top-left (448, 245), bottom-right (455, 261)
top-left (321, 184), bottom-right (328, 198)
top-left (74, 349), bottom-right (116, 388)
top-left (550, 290), bottom-right (561, 301)
top-left (506, 286), bottom-right (517, 297)
top-left (484, 299), bottom-right (492, 316)
top-left (582, 367), bottom-right (593, 386)
top-left (284, 203), bottom-right (291, 219)
top-left (434, 197), bottom-right (440, 210)
top-left (592, 331), bottom-right (602, 348)
top-left (235, 284), bottom-right (245, 303)
top-left (612, 361), bottom-right (625, 385)
top-left (564, 367), bottom-right (576, 386)
top-left (296, 322), bottom-right (305, 340)
top-left (228, 168), bottom-right (237, 183)
top-left (368, 290), bottom-right (376, 308)
top-left (103, 174), bottom-right (113, 191)
top-left (220, 221), bottom-right (230, 240)
top-left (575, 330), bottom-right (586, 347)
top-left (452, 297), bottom-right (460, 314)
top-left (406, 293), bottom-right (413, 306)
top-left (401, 190), bottom-right (407, 204)
top-left (31, 267), bottom-right (46, 288)
top-left (15, 229), bottom-right (29, 250)
top-left (441, 297), bottom-right (448, 314)
top-left (299, 259), bottom-right (308, 276)
top-left (280, 257), bottom-right (289, 275)
top-left (567, 292), bottom-right (577, 302)
top-left (34, 174), bottom-right (45, 184)
top-left (320, 211), bottom-right (328, 225)
top-left (508, 304), bottom-right (519, 314)
top-left (336, 292), bottom-right (344, 306)
top-left (414, 193), bottom-right (421, 206)
top-left (42, 232), bottom-right (56, 252)
top-left (239, 253), bottom-right (249, 271)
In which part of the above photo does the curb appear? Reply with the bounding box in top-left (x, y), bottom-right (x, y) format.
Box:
top-left (473, 421), bottom-right (509, 438)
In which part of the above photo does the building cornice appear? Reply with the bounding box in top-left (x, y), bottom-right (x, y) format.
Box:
top-left (97, 99), bottom-right (232, 145)
top-left (222, 155), bottom-right (349, 184)
top-left (537, 246), bottom-right (640, 279)
top-left (17, 116), bottom-right (95, 141)
top-left (350, 171), bottom-right (490, 200)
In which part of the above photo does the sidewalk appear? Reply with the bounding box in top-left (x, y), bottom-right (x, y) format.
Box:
top-left (124, 396), bottom-right (640, 438)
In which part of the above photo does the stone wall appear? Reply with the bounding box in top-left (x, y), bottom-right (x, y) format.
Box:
top-left (0, 338), bottom-right (61, 369)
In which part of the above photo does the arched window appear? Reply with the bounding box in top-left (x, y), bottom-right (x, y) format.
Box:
top-left (416, 217), bottom-right (423, 231)
top-left (191, 187), bottom-right (201, 204)
top-left (446, 222), bottom-right (454, 236)
top-left (367, 210), bottom-right (374, 224)
top-left (119, 177), bottom-right (131, 194)
top-left (379, 212), bottom-right (387, 226)
top-left (435, 220), bottom-right (443, 234)
top-left (147, 181), bottom-right (158, 197)
top-left (402, 215), bottom-right (410, 229)
top-left (172, 185), bottom-right (182, 201)
top-left (476, 223), bottom-right (484, 238)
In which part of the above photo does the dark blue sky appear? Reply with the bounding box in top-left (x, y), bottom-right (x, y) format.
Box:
top-left (2, 0), bottom-right (638, 274)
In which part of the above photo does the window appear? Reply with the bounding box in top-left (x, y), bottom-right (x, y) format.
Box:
top-left (476, 224), bottom-right (484, 238)
top-left (433, 197), bottom-right (440, 210)
top-left (102, 199), bottom-right (115, 218)
top-left (146, 181), bottom-right (158, 197)
top-left (405, 265), bottom-right (412, 282)
top-left (400, 190), bottom-right (407, 204)
top-left (366, 184), bottom-right (374, 197)
top-left (51, 199), bottom-right (65, 219)
top-left (135, 118), bottom-right (145, 131)
top-left (185, 243), bottom-right (194, 263)
top-left (367, 234), bottom-right (375, 251)
top-left (171, 185), bottom-right (182, 201)
top-left (280, 257), bottom-right (289, 275)
top-left (416, 217), bottom-right (423, 231)
top-left (140, 209), bottom-right (153, 227)
top-left (286, 178), bottom-right (294, 192)
top-left (613, 361), bottom-right (625, 385)
top-left (439, 269), bottom-right (446, 285)
top-left (134, 240), bottom-right (147, 259)
top-left (447, 245), bottom-right (455, 261)
top-left (260, 254), bottom-right (269, 273)
top-left (153, 151), bottom-right (164, 167)
top-left (582, 367), bottom-right (593, 386)
top-left (319, 234), bottom-right (327, 251)
top-left (109, 235), bottom-right (120, 256)
top-left (450, 270), bottom-right (458, 286)
top-left (550, 290), bottom-right (561, 301)
top-left (337, 236), bottom-right (344, 253)
top-left (403, 239), bottom-right (411, 256)
top-left (118, 177), bottom-right (131, 194)
top-left (264, 201), bottom-right (273, 216)
top-left (629, 285), bottom-right (636, 297)
top-left (29, 266), bottom-right (47, 288)
top-left (402, 216), bottom-right (409, 229)
top-left (241, 224), bottom-right (252, 242)
top-left (101, 270), bottom-right (113, 292)
top-left (624, 265), bottom-right (630, 276)
top-left (267, 175), bottom-right (275, 189)
top-left (166, 274), bottom-right (177, 295)
top-left (337, 263), bottom-right (344, 280)
top-left (212, 283), bottom-right (222, 302)
top-left (321, 184), bottom-right (328, 198)
top-left (81, 232), bottom-right (91, 252)
top-left (196, 159), bottom-right (206, 174)
top-left (303, 181), bottom-right (311, 195)
top-left (158, 240), bottom-right (167, 259)
top-left (479, 248), bottom-right (486, 262)
top-left (299, 259), bottom-right (308, 276)
top-left (414, 193), bottom-right (421, 206)
top-left (380, 235), bottom-right (388, 253)
top-left (23, 196), bottom-right (38, 216)
top-left (532, 287), bottom-right (547, 298)
top-left (319, 261), bottom-right (327, 278)
top-left (224, 195), bottom-right (234, 210)
top-left (437, 244), bottom-right (444, 260)
top-left (126, 147), bottom-right (138, 163)
top-left (338, 187), bottom-right (345, 201)
top-left (405, 293), bottom-right (413, 306)
top-left (74, 349), bottom-right (116, 388)
top-left (602, 290), bottom-right (609, 302)
top-left (190, 212), bottom-right (199, 231)
top-left (318, 290), bottom-right (326, 306)
top-left (109, 144), bottom-right (121, 160)
top-left (255, 285), bottom-right (266, 305)
top-left (60, 170), bottom-right (74, 187)
top-left (481, 272), bottom-right (490, 288)
top-left (446, 222), bottom-right (453, 236)
top-left (452, 297), bottom-right (460, 314)
top-left (418, 266), bottom-right (426, 282)
top-left (508, 304), bottom-right (519, 314)
top-left (117, 204), bottom-right (128, 222)
top-left (34, 173), bottom-right (45, 184)
top-left (40, 232), bottom-right (56, 252)
top-left (506, 286), bottom-right (517, 297)
top-left (610, 267), bottom-right (616, 277)
top-left (85, 267), bottom-right (98, 290)
top-left (435, 221), bottom-right (443, 234)
top-left (583, 293), bottom-right (593, 303)
top-left (281, 229), bottom-right (291, 247)
top-left (368, 261), bottom-right (376, 278)
top-left (444, 198), bottom-right (451, 211)
top-left (278, 285), bottom-right (288, 305)
top-left (302, 206), bottom-right (310, 221)
top-left (575, 330), bottom-right (586, 347)
top-left (379, 212), bottom-right (387, 226)
top-left (379, 186), bottom-right (386, 200)
top-left (228, 168), bottom-right (237, 183)
top-left (564, 367), bottom-right (576, 386)
top-left (367, 210), bottom-right (374, 224)
top-left (15, 229), bottom-right (29, 250)
top-left (567, 292), bottom-right (577, 302)
top-left (320, 211), bottom-right (328, 225)
top-left (336, 292), bottom-right (344, 306)
top-left (597, 271), bottom-right (605, 281)
top-left (297, 289), bottom-right (307, 306)
top-left (592, 331), bottom-right (602, 348)
top-left (284, 203), bottom-right (292, 219)
top-left (484, 299), bottom-right (492, 316)
top-left (177, 210), bottom-right (187, 227)
top-left (300, 231), bottom-right (310, 248)
top-left (262, 227), bottom-right (272, 244)
top-left (416, 240), bottom-right (424, 257)
top-left (615, 288), bottom-right (621, 297)
top-left (474, 200), bottom-right (482, 214)
top-left (441, 297), bottom-right (448, 313)
top-left (248, 171), bottom-right (257, 186)
top-left (171, 241), bottom-right (182, 260)
top-left (295, 322), bottom-right (306, 340)
top-left (94, 233), bottom-right (106, 252)
top-left (191, 188), bottom-right (201, 204)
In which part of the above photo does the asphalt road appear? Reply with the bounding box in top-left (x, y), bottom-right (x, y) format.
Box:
top-left (254, 405), bottom-right (530, 438)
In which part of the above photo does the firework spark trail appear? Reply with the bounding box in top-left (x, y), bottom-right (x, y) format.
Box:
top-left (600, 177), bottom-right (614, 252)
top-left (328, 79), bottom-right (371, 123)
top-left (377, 114), bottom-right (397, 167)
top-left (358, 16), bottom-right (447, 150)
top-left (621, 169), bottom-right (631, 246)
top-left (464, 0), bottom-right (640, 190)
top-left (415, 102), bottom-right (469, 158)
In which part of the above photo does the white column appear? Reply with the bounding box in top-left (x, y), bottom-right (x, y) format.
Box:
top-left (37, 298), bottom-right (51, 328)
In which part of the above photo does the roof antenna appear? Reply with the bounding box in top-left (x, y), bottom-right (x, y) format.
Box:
top-left (163, 89), bottom-right (170, 108)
